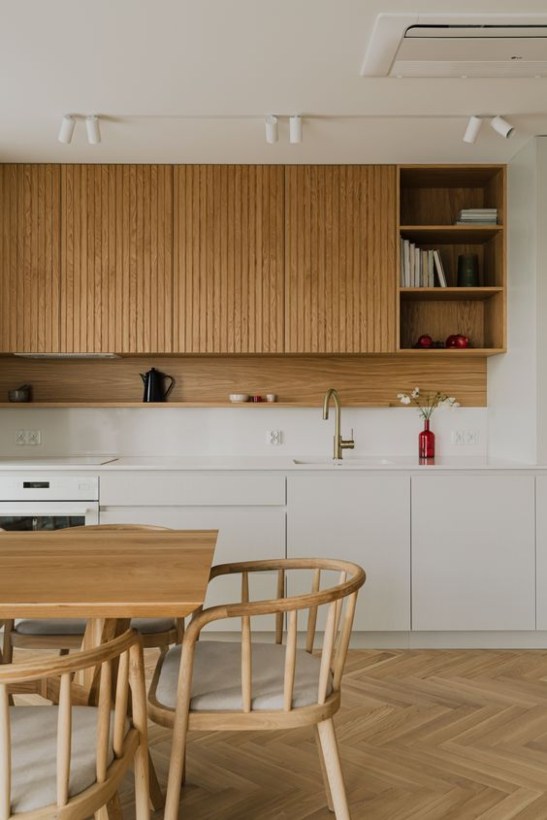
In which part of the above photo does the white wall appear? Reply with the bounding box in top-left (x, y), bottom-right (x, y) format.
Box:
top-left (488, 137), bottom-right (545, 463)
top-left (0, 405), bottom-right (487, 460)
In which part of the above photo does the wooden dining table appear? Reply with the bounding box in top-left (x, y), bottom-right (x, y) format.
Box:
top-left (0, 527), bottom-right (218, 810)
top-left (0, 528), bottom-right (218, 622)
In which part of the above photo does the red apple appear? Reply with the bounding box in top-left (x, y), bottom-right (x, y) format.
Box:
top-left (417, 334), bottom-right (433, 348)
top-left (446, 334), bottom-right (469, 348)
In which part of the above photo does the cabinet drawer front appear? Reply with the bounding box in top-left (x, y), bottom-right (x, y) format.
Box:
top-left (100, 471), bottom-right (285, 506)
top-left (412, 474), bottom-right (535, 631)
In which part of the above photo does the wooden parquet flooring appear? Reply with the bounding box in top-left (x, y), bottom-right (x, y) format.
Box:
top-left (20, 647), bottom-right (547, 818)
top-left (117, 648), bottom-right (547, 820)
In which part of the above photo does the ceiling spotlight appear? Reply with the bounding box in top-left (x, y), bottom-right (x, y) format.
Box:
top-left (58, 115), bottom-right (76, 144)
top-left (462, 115), bottom-right (482, 144)
top-left (289, 115), bottom-right (302, 144)
top-left (490, 115), bottom-right (514, 139)
top-left (265, 115), bottom-right (278, 144)
top-left (85, 115), bottom-right (101, 144)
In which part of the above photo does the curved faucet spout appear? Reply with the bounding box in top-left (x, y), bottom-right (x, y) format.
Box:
top-left (322, 388), bottom-right (355, 460)
top-left (322, 387), bottom-right (340, 420)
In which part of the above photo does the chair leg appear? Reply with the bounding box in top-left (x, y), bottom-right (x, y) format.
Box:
top-left (164, 711), bottom-right (190, 820)
top-left (314, 725), bottom-right (334, 812)
top-left (316, 718), bottom-right (351, 820)
top-left (148, 750), bottom-right (165, 812)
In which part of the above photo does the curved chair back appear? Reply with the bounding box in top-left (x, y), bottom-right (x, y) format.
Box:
top-left (148, 557), bottom-right (365, 820)
top-left (0, 630), bottom-right (149, 819)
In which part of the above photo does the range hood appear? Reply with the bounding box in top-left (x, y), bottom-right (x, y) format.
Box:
top-left (361, 14), bottom-right (547, 78)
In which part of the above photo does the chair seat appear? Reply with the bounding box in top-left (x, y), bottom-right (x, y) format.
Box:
top-left (155, 640), bottom-right (332, 712)
top-left (14, 617), bottom-right (176, 636)
top-left (9, 705), bottom-right (122, 813)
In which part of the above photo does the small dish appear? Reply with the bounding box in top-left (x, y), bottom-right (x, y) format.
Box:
top-left (229, 393), bottom-right (249, 403)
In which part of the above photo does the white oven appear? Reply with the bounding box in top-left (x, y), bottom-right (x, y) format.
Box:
top-left (0, 475), bottom-right (99, 530)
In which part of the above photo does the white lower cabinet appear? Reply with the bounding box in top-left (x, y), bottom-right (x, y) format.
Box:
top-left (412, 474), bottom-right (535, 631)
top-left (100, 471), bottom-right (286, 630)
top-left (535, 476), bottom-right (547, 629)
top-left (286, 473), bottom-right (410, 631)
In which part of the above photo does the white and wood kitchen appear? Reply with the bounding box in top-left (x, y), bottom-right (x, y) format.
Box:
top-left (3, 1), bottom-right (547, 818)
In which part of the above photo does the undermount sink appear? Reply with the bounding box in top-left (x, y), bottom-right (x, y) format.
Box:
top-left (293, 457), bottom-right (394, 466)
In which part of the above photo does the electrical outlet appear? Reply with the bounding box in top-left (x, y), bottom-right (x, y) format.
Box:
top-left (15, 429), bottom-right (42, 446)
top-left (266, 430), bottom-right (283, 446)
top-left (451, 430), bottom-right (479, 446)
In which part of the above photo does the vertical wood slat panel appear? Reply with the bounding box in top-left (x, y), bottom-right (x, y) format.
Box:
top-left (0, 165), bottom-right (60, 353)
top-left (60, 165), bottom-right (173, 353)
top-left (285, 165), bottom-right (397, 353)
top-left (173, 165), bottom-right (284, 353)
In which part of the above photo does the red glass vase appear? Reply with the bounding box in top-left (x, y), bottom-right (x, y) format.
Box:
top-left (419, 418), bottom-right (435, 461)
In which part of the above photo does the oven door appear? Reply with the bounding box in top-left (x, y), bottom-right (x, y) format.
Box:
top-left (0, 501), bottom-right (99, 530)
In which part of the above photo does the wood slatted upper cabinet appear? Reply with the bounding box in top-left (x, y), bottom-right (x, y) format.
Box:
top-left (60, 165), bottom-right (173, 353)
top-left (173, 165), bottom-right (284, 353)
top-left (0, 164), bottom-right (60, 352)
top-left (285, 165), bottom-right (398, 353)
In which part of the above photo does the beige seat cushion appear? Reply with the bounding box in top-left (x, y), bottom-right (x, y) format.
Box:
top-left (155, 640), bottom-right (332, 712)
top-left (9, 705), bottom-right (121, 813)
top-left (14, 618), bottom-right (175, 636)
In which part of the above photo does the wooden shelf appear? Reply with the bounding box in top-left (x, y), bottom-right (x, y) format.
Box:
top-left (398, 164), bottom-right (506, 355)
top-left (0, 401), bottom-right (389, 409)
top-left (396, 348), bottom-right (505, 357)
top-left (400, 287), bottom-right (503, 302)
top-left (400, 225), bottom-right (502, 243)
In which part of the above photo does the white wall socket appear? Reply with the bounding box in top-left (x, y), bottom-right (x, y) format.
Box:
top-left (266, 430), bottom-right (283, 445)
top-left (452, 430), bottom-right (479, 446)
top-left (16, 429), bottom-right (42, 446)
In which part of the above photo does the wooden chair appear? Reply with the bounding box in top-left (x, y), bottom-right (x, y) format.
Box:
top-left (148, 557), bottom-right (366, 820)
top-left (0, 628), bottom-right (149, 820)
top-left (3, 525), bottom-right (183, 663)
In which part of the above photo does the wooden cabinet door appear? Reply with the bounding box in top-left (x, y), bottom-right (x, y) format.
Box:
top-left (0, 164), bottom-right (60, 352)
top-left (60, 165), bottom-right (173, 353)
top-left (287, 473), bottom-right (410, 631)
top-left (173, 165), bottom-right (284, 353)
top-left (285, 165), bottom-right (397, 353)
top-left (412, 474), bottom-right (535, 631)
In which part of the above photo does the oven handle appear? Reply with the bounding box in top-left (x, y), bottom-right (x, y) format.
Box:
top-left (0, 503), bottom-right (99, 517)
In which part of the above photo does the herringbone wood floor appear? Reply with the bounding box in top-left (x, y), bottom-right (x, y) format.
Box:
top-left (16, 647), bottom-right (547, 819)
top-left (114, 648), bottom-right (547, 820)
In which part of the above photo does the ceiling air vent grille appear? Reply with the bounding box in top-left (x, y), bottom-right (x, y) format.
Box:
top-left (361, 15), bottom-right (547, 78)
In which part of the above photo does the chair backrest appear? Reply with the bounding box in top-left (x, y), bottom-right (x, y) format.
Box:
top-left (0, 630), bottom-right (147, 819)
top-left (182, 558), bottom-right (365, 713)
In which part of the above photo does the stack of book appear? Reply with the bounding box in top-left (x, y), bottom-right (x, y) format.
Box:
top-left (456, 208), bottom-right (498, 225)
top-left (400, 239), bottom-right (447, 287)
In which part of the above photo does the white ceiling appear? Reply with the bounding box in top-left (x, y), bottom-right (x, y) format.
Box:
top-left (2, 0), bottom-right (547, 164)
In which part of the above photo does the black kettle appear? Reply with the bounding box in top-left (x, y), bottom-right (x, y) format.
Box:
top-left (140, 368), bottom-right (175, 402)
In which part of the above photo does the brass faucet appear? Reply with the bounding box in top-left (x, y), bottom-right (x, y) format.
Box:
top-left (322, 388), bottom-right (355, 460)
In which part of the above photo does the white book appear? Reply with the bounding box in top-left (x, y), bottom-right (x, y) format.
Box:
top-left (432, 249), bottom-right (447, 287)
top-left (409, 242), bottom-right (415, 287)
top-left (414, 246), bottom-right (420, 287)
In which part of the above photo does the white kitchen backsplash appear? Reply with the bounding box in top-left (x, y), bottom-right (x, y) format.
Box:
top-left (0, 406), bottom-right (488, 458)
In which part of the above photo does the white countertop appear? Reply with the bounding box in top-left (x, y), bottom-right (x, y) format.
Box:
top-left (0, 455), bottom-right (540, 471)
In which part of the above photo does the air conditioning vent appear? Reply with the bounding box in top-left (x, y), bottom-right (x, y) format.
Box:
top-left (361, 15), bottom-right (547, 78)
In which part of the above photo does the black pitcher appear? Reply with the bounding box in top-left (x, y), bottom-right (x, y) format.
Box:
top-left (140, 368), bottom-right (175, 402)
